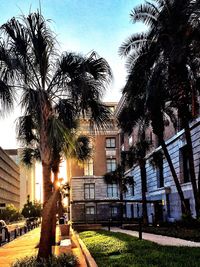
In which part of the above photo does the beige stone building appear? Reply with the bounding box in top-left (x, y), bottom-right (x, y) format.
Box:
top-left (0, 147), bottom-right (20, 209)
top-left (69, 102), bottom-right (121, 223)
top-left (5, 149), bottom-right (36, 209)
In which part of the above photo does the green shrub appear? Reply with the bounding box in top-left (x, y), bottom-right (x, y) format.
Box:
top-left (11, 253), bottom-right (77, 267)
top-left (0, 204), bottom-right (23, 222)
top-left (21, 197), bottom-right (43, 218)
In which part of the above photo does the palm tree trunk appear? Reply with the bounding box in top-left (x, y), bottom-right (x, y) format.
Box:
top-left (183, 120), bottom-right (200, 218)
top-left (139, 159), bottom-right (148, 225)
top-left (191, 83), bottom-right (198, 118)
top-left (40, 102), bottom-right (53, 204)
top-left (51, 171), bottom-right (59, 246)
top-left (42, 162), bottom-right (53, 204)
top-left (38, 190), bottom-right (60, 259)
top-left (158, 136), bottom-right (190, 215)
top-left (119, 189), bottom-right (124, 227)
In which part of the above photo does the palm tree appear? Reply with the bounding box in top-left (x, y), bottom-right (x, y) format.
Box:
top-left (20, 133), bottom-right (92, 246)
top-left (118, 104), bottom-right (151, 225)
top-left (0, 11), bottom-right (112, 258)
top-left (119, 0), bottom-right (200, 216)
top-left (103, 164), bottom-right (134, 225)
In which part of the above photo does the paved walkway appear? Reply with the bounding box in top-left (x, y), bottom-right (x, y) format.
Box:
top-left (0, 226), bottom-right (87, 267)
top-left (110, 227), bottom-right (200, 247)
top-left (0, 227), bottom-right (40, 267)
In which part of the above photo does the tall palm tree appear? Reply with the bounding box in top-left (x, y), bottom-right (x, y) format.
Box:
top-left (119, 0), bottom-right (200, 216)
top-left (118, 103), bottom-right (151, 225)
top-left (20, 133), bottom-right (92, 246)
top-left (103, 164), bottom-right (134, 225)
top-left (0, 11), bottom-right (112, 258)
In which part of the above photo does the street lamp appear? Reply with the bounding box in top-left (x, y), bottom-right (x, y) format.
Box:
top-left (61, 183), bottom-right (70, 222)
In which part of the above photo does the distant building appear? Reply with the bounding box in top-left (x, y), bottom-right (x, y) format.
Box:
top-left (115, 94), bottom-right (200, 222)
top-left (69, 102), bottom-right (121, 223)
top-left (5, 149), bottom-right (36, 209)
top-left (0, 147), bottom-right (20, 208)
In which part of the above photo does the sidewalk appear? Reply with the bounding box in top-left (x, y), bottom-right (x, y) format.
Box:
top-left (0, 227), bottom-right (40, 267)
top-left (0, 226), bottom-right (88, 267)
top-left (110, 227), bottom-right (200, 247)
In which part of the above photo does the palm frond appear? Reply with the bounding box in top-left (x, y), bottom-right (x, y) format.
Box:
top-left (83, 51), bottom-right (112, 84)
top-left (103, 164), bottom-right (134, 193)
top-left (88, 101), bottom-right (112, 132)
top-left (16, 115), bottom-right (38, 145)
top-left (103, 171), bottom-right (117, 184)
top-left (47, 115), bottom-right (75, 153)
top-left (20, 147), bottom-right (41, 167)
top-left (118, 95), bottom-right (146, 134)
top-left (0, 80), bottom-right (15, 114)
top-left (130, 3), bottom-right (158, 26)
top-left (1, 17), bottom-right (28, 58)
top-left (20, 88), bottom-right (42, 115)
top-left (24, 11), bottom-right (56, 88)
top-left (55, 99), bottom-right (78, 130)
top-left (119, 32), bottom-right (148, 57)
top-left (74, 135), bottom-right (92, 162)
top-left (130, 138), bottom-right (151, 161)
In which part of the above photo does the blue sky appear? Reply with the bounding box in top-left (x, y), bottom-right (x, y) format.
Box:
top-left (0, 0), bottom-right (146, 148)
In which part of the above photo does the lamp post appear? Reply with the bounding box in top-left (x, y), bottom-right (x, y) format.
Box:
top-left (61, 183), bottom-right (70, 222)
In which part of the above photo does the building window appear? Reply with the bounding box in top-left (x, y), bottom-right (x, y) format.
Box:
top-left (106, 158), bottom-right (116, 172)
top-left (86, 206), bottom-right (95, 215)
top-left (107, 183), bottom-right (118, 198)
top-left (106, 138), bottom-right (116, 148)
top-left (111, 206), bottom-right (118, 215)
top-left (84, 183), bottom-right (95, 199)
top-left (180, 145), bottom-right (191, 183)
top-left (157, 158), bottom-right (164, 188)
top-left (84, 159), bottom-right (93, 176)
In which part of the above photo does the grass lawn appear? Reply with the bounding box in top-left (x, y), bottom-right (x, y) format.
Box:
top-left (79, 230), bottom-right (200, 267)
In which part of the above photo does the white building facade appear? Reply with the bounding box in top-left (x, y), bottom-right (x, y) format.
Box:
top-left (124, 118), bottom-right (200, 223)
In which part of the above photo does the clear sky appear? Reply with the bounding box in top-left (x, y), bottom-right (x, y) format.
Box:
top-left (0, 0), bottom-right (145, 149)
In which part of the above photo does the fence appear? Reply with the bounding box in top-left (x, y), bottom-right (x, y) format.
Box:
top-left (0, 221), bottom-right (40, 246)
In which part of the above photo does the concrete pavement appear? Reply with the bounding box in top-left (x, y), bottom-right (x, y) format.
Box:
top-left (110, 227), bottom-right (200, 247)
top-left (0, 226), bottom-right (88, 267)
top-left (2, 225), bottom-right (200, 267)
top-left (0, 227), bottom-right (40, 267)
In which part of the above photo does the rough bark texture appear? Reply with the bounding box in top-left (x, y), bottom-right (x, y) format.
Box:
top-left (42, 162), bottom-right (53, 204)
top-left (51, 171), bottom-right (60, 246)
top-left (38, 190), bottom-right (60, 259)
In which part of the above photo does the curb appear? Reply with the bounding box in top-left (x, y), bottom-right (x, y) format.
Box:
top-left (71, 229), bottom-right (98, 267)
top-left (77, 236), bottom-right (98, 267)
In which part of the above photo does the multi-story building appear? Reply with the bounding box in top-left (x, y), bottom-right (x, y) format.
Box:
top-left (69, 102), bottom-right (121, 224)
top-left (0, 147), bottom-right (20, 209)
top-left (115, 95), bottom-right (200, 223)
top-left (5, 149), bottom-right (36, 209)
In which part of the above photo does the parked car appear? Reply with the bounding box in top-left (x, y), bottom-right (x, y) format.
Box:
top-left (0, 220), bottom-right (9, 242)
